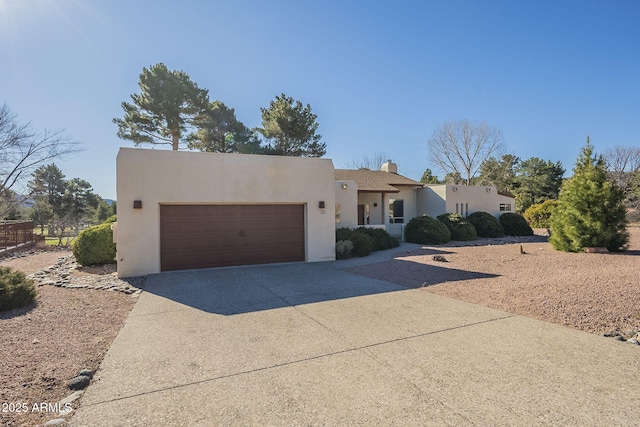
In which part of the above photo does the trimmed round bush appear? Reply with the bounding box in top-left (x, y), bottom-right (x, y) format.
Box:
top-left (73, 223), bottom-right (116, 266)
top-left (405, 215), bottom-right (451, 245)
top-left (437, 213), bottom-right (477, 241)
top-left (500, 213), bottom-right (533, 236)
top-left (348, 232), bottom-right (374, 257)
top-left (335, 228), bottom-right (375, 257)
top-left (523, 200), bottom-right (558, 228)
top-left (0, 267), bottom-right (37, 312)
top-left (356, 227), bottom-right (400, 251)
top-left (467, 211), bottom-right (505, 238)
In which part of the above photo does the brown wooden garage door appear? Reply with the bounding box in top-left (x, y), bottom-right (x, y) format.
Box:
top-left (160, 204), bottom-right (305, 271)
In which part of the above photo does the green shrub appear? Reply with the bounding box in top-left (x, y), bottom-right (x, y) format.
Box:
top-left (405, 215), bottom-right (451, 244)
top-left (348, 232), bottom-right (375, 257)
top-left (550, 143), bottom-right (629, 252)
top-left (335, 240), bottom-right (354, 260)
top-left (102, 215), bottom-right (117, 224)
top-left (0, 267), bottom-right (37, 312)
top-left (467, 211), bottom-right (505, 238)
top-left (336, 227), bottom-right (354, 242)
top-left (335, 228), bottom-right (375, 257)
top-left (499, 213), bottom-right (534, 236)
top-left (437, 213), bottom-right (477, 241)
top-left (73, 223), bottom-right (117, 266)
top-left (523, 200), bottom-right (558, 228)
top-left (356, 227), bottom-right (400, 250)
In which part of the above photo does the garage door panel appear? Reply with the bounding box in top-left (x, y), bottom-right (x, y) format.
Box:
top-left (160, 204), bottom-right (305, 271)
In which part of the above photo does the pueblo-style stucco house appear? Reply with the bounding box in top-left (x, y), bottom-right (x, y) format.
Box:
top-left (335, 160), bottom-right (515, 240)
top-left (115, 149), bottom-right (514, 277)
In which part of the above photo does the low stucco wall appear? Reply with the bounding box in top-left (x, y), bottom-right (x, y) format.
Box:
top-left (116, 148), bottom-right (336, 277)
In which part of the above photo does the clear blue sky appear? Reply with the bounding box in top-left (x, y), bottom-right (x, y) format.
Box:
top-left (1, 0), bottom-right (638, 200)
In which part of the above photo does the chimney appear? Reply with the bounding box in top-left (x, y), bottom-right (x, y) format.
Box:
top-left (381, 160), bottom-right (398, 174)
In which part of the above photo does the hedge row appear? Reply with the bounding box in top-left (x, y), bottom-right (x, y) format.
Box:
top-left (405, 212), bottom-right (532, 245)
top-left (335, 227), bottom-right (399, 259)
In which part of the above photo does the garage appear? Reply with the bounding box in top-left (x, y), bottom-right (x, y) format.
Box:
top-left (160, 204), bottom-right (305, 271)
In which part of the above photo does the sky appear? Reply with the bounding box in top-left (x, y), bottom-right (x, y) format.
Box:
top-left (1, 0), bottom-right (639, 200)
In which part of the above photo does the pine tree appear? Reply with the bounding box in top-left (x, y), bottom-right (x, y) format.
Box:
top-left (549, 137), bottom-right (629, 252)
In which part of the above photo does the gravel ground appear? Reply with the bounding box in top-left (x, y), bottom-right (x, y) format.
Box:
top-left (0, 250), bottom-right (136, 427)
top-left (345, 227), bottom-right (640, 335)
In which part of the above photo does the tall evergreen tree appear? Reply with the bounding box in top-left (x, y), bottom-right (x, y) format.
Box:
top-left (259, 94), bottom-right (326, 157)
top-left (113, 63), bottom-right (209, 150)
top-left (187, 100), bottom-right (256, 153)
top-left (550, 138), bottom-right (628, 252)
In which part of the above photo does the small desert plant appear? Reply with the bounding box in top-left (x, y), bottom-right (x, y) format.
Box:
top-left (499, 213), bottom-right (533, 236)
top-left (73, 223), bottom-right (117, 266)
top-left (0, 267), bottom-right (37, 312)
top-left (437, 213), bottom-right (477, 241)
top-left (523, 200), bottom-right (558, 228)
top-left (335, 240), bottom-right (354, 259)
top-left (405, 215), bottom-right (451, 245)
top-left (467, 211), bottom-right (505, 238)
top-left (356, 227), bottom-right (400, 250)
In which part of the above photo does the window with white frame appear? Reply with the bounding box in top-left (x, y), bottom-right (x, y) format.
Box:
top-left (500, 203), bottom-right (512, 212)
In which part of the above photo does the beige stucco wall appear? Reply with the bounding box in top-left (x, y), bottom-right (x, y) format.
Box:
top-left (335, 181), bottom-right (358, 229)
top-left (417, 186), bottom-right (446, 218)
top-left (116, 148), bottom-right (336, 277)
top-left (418, 185), bottom-right (515, 218)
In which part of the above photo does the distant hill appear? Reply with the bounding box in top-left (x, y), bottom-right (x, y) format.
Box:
top-left (105, 199), bottom-right (115, 205)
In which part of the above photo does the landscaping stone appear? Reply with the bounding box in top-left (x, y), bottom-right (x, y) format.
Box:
top-left (78, 369), bottom-right (93, 379)
top-left (45, 418), bottom-right (66, 425)
top-left (26, 255), bottom-right (146, 296)
top-left (67, 375), bottom-right (90, 390)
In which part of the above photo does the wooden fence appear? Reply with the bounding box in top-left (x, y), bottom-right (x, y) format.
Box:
top-left (0, 220), bottom-right (35, 252)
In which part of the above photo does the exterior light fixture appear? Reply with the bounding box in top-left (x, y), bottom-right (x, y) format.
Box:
top-left (342, 183), bottom-right (348, 189)
top-left (486, 187), bottom-right (491, 192)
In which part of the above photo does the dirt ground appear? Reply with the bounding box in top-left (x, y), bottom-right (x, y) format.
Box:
top-left (0, 251), bottom-right (136, 427)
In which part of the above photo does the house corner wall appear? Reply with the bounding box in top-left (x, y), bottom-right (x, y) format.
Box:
top-left (116, 148), bottom-right (336, 278)
top-left (335, 181), bottom-right (358, 229)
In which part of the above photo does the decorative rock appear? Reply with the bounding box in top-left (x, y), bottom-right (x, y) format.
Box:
top-left (627, 338), bottom-right (639, 345)
top-left (45, 419), bottom-right (66, 425)
top-left (432, 255), bottom-right (448, 262)
top-left (59, 390), bottom-right (84, 406)
top-left (67, 375), bottom-right (90, 390)
top-left (584, 247), bottom-right (608, 253)
top-left (78, 369), bottom-right (93, 379)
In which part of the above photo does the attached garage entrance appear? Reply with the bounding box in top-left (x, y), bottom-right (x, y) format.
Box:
top-left (160, 204), bottom-right (305, 271)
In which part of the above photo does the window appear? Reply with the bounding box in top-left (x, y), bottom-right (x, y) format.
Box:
top-left (500, 203), bottom-right (512, 212)
top-left (455, 203), bottom-right (459, 214)
top-left (335, 204), bottom-right (341, 224)
top-left (389, 199), bottom-right (404, 223)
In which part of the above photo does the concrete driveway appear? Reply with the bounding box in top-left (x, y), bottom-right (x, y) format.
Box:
top-left (70, 247), bottom-right (640, 426)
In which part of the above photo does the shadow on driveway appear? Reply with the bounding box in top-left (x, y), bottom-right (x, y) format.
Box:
top-left (140, 255), bottom-right (499, 315)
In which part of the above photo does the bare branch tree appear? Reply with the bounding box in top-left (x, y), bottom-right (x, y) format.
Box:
top-left (428, 119), bottom-right (505, 185)
top-left (0, 103), bottom-right (81, 216)
top-left (343, 151), bottom-right (392, 170)
top-left (603, 145), bottom-right (640, 208)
